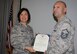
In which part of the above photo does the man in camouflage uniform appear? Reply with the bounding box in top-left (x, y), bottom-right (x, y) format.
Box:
top-left (46, 1), bottom-right (75, 54)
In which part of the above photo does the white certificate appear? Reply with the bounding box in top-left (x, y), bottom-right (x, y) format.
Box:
top-left (33, 34), bottom-right (49, 52)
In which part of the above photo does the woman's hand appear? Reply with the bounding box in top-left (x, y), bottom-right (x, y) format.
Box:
top-left (25, 47), bottom-right (36, 52)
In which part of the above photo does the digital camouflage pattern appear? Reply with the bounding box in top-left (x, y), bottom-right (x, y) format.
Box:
top-left (46, 16), bottom-right (75, 54)
top-left (10, 23), bottom-right (35, 54)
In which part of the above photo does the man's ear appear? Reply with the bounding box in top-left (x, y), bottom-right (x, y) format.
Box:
top-left (64, 8), bottom-right (67, 14)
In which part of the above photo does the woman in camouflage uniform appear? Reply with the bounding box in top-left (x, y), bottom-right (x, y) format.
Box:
top-left (10, 8), bottom-right (35, 54)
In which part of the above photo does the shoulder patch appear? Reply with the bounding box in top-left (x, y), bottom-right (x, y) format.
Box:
top-left (61, 29), bottom-right (69, 39)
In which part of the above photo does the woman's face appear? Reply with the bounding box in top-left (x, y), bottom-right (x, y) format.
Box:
top-left (20, 11), bottom-right (28, 23)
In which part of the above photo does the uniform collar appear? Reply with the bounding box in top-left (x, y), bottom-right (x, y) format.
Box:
top-left (19, 22), bottom-right (27, 27)
top-left (57, 15), bottom-right (67, 23)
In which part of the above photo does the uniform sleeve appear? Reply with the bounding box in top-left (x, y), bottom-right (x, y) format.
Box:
top-left (47, 23), bottom-right (73, 54)
top-left (10, 26), bottom-right (25, 50)
top-left (30, 28), bottom-right (35, 46)
top-left (27, 25), bottom-right (35, 46)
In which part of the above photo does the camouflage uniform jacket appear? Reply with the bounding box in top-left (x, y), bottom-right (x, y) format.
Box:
top-left (46, 16), bottom-right (75, 54)
top-left (10, 23), bottom-right (35, 54)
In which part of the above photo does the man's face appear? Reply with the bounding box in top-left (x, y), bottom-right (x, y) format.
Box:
top-left (53, 2), bottom-right (66, 19)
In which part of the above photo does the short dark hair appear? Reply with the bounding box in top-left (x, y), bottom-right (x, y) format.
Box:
top-left (17, 8), bottom-right (31, 24)
top-left (55, 1), bottom-right (67, 8)
top-left (54, 1), bottom-right (67, 14)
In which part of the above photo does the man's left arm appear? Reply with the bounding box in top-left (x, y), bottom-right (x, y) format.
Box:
top-left (49, 23), bottom-right (74, 54)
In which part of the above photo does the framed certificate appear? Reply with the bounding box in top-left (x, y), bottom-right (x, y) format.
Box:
top-left (33, 34), bottom-right (49, 52)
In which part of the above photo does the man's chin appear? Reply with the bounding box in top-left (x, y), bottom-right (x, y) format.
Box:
top-left (53, 14), bottom-right (58, 22)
